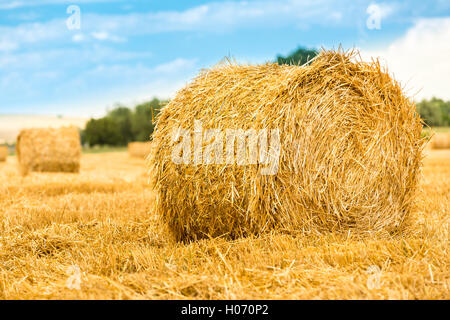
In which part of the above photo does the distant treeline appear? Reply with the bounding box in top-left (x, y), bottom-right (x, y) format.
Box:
top-left (82, 98), bottom-right (164, 147)
top-left (276, 47), bottom-right (318, 66)
top-left (416, 98), bottom-right (450, 127)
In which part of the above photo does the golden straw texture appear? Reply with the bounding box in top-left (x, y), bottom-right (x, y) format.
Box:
top-left (16, 126), bottom-right (81, 175)
top-left (151, 50), bottom-right (426, 242)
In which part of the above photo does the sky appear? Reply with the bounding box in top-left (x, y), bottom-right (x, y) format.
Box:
top-left (0, 0), bottom-right (449, 118)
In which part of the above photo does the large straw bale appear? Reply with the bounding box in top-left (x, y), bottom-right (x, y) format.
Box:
top-left (431, 132), bottom-right (450, 149)
top-left (150, 50), bottom-right (425, 242)
top-left (16, 126), bottom-right (81, 175)
top-left (0, 146), bottom-right (7, 162)
top-left (128, 141), bottom-right (153, 158)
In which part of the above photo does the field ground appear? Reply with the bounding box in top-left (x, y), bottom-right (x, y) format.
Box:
top-left (0, 150), bottom-right (448, 299)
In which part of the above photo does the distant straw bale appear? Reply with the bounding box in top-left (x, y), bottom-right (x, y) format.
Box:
top-left (431, 132), bottom-right (450, 149)
top-left (150, 50), bottom-right (426, 242)
top-left (16, 126), bottom-right (81, 175)
top-left (0, 146), bottom-right (7, 162)
top-left (128, 142), bottom-right (153, 159)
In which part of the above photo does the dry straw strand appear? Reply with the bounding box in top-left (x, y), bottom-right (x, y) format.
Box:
top-left (16, 126), bottom-right (81, 175)
top-left (150, 49), bottom-right (426, 242)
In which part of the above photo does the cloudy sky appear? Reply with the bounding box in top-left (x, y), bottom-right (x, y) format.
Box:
top-left (0, 0), bottom-right (449, 117)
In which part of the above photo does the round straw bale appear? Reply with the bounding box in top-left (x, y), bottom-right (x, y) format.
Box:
top-left (128, 141), bottom-right (153, 158)
top-left (431, 132), bottom-right (450, 149)
top-left (16, 126), bottom-right (81, 175)
top-left (0, 146), bottom-right (7, 162)
top-left (150, 50), bottom-right (425, 242)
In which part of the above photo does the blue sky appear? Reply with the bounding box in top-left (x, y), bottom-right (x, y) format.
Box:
top-left (1, 0), bottom-right (450, 117)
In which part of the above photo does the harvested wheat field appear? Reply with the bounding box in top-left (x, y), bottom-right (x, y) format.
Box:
top-left (0, 150), bottom-right (448, 299)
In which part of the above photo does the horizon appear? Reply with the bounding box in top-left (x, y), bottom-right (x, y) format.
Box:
top-left (0, 114), bottom-right (88, 143)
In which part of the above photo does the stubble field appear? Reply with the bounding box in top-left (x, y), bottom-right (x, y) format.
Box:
top-left (0, 150), bottom-right (448, 299)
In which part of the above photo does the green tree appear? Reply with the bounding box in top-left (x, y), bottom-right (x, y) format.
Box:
top-left (81, 98), bottom-right (166, 146)
top-left (131, 98), bottom-right (163, 141)
top-left (440, 100), bottom-right (450, 125)
top-left (107, 105), bottom-right (133, 144)
top-left (416, 97), bottom-right (450, 127)
top-left (276, 47), bottom-right (318, 66)
top-left (84, 117), bottom-right (122, 146)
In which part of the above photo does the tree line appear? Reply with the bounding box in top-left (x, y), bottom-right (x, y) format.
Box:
top-left (416, 98), bottom-right (450, 127)
top-left (82, 98), bottom-right (164, 146)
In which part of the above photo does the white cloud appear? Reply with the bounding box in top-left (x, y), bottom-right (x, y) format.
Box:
top-left (0, 39), bottom-right (18, 51)
top-left (0, 19), bottom-right (128, 51)
top-left (153, 58), bottom-right (197, 74)
top-left (72, 33), bottom-right (84, 42)
top-left (2, 0), bottom-right (448, 117)
top-left (91, 31), bottom-right (125, 42)
top-left (0, 1), bottom-right (22, 9)
top-left (362, 17), bottom-right (450, 100)
top-left (91, 31), bottom-right (109, 40)
top-left (0, 0), bottom-right (117, 10)
top-left (0, 19), bottom-right (68, 51)
top-left (76, 0), bottom-right (354, 36)
top-left (0, 52), bottom-right (197, 117)
top-left (8, 11), bottom-right (40, 21)
top-left (23, 61), bottom-right (196, 118)
top-left (369, 2), bottom-right (395, 19)
top-left (0, 0), bottom-right (381, 51)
